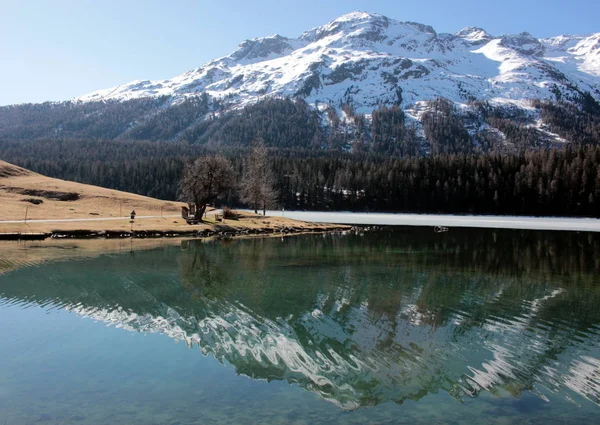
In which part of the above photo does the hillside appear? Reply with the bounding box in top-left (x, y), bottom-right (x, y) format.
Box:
top-left (0, 160), bottom-right (349, 236)
top-left (80, 12), bottom-right (600, 112)
top-left (0, 161), bottom-right (181, 225)
top-left (0, 12), bottom-right (599, 154)
top-left (0, 160), bottom-right (182, 221)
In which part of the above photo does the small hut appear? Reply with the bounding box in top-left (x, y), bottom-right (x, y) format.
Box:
top-left (181, 204), bottom-right (200, 224)
top-left (181, 205), bottom-right (190, 219)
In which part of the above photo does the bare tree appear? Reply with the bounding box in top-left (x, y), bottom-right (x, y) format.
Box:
top-left (179, 155), bottom-right (235, 220)
top-left (240, 141), bottom-right (277, 215)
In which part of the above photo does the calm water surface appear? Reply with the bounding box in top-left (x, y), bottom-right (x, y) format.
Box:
top-left (0, 228), bottom-right (599, 424)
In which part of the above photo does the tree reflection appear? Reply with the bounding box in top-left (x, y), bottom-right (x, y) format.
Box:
top-left (0, 228), bottom-right (599, 409)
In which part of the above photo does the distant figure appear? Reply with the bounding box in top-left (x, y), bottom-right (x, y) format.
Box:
top-left (130, 210), bottom-right (136, 220)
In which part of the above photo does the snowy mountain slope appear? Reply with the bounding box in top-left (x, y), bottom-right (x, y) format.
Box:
top-left (79, 11), bottom-right (600, 114)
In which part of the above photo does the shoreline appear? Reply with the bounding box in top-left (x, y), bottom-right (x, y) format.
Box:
top-left (0, 225), bottom-right (351, 276)
top-left (0, 220), bottom-right (351, 241)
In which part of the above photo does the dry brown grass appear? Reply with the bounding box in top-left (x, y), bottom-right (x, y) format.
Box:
top-left (0, 160), bottom-right (350, 235)
top-left (0, 160), bottom-right (184, 221)
top-left (0, 214), bottom-right (347, 234)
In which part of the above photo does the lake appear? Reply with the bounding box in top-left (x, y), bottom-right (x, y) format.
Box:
top-left (0, 228), bottom-right (599, 424)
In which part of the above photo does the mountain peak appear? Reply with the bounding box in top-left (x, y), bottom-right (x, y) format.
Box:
top-left (300, 11), bottom-right (392, 42)
top-left (455, 27), bottom-right (493, 42)
top-left (332, 11), bottom-right (386, 23)
top-left (229, 34), bottom-right (292, 62)
top-left (500, 32), bottom-right (544, 56)
top-left (77, 11), bottom-right (600, 112)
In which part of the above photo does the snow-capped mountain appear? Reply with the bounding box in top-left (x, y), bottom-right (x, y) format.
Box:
top-left (79, 11), bottom-right (600, 113)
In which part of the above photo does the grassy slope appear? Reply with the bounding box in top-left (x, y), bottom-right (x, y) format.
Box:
top-left (0, 160), bottom-right (347, 234)
top-left (0, 160), bottom-right (183, 221)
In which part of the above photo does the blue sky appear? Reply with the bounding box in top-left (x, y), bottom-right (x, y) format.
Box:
top-left (1, 0), bottom-right (598, 105)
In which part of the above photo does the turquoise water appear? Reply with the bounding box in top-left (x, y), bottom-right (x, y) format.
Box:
top-left (0, 228), bottom-right (599, 424)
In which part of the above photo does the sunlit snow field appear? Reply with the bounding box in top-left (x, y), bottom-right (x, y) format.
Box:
top-left (263, 211), bottom-right (600, 232)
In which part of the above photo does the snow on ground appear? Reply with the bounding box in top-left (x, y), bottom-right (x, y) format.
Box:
top-left (532, 119), bottom-right (570, 143)
top-left (77, 12), bottom-right (600, 117)
top-left (263, 211), bottom-right (600, 233)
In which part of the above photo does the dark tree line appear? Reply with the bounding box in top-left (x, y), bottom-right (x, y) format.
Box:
top-left (0, 97), bottom-right (170, 140)
top-left (270, 146), bottom-right (600, 216)
top-left (422, 98), bottom-right (474, 154)
top-left (0, 97), bottom-right (411, 152)
top-left (183, 98), bottom-right (325, 149)
top-left (7, 94), bottom-right (599, 155)
top-left (533, 99), bottom-right (600, 145)
top-left (370, 106), bottom-right (420, 156)
top-left (2, 137), bottom-right (600, 217)
top-left (1, 91), bottom-right (599, 217)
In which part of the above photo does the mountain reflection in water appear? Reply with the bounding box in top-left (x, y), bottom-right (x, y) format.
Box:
top-left (1, 228), bottom-right (599, 411)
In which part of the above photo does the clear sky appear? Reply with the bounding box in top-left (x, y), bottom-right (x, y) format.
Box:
top-left (1, 0), bottom-right (598, 105)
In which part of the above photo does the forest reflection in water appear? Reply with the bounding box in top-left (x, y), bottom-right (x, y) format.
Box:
top-left (0, 227), bottom-right (599, 419)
